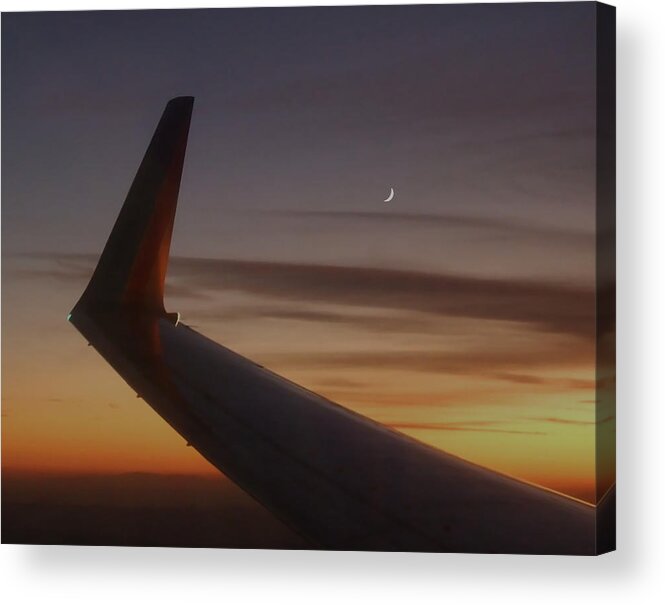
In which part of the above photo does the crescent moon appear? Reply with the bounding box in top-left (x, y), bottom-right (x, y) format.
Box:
top-left (383, 187), bottom-right (395, 202)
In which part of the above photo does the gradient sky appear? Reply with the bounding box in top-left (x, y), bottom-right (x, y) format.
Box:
top-left (2, 4), bottom-right (611, 504)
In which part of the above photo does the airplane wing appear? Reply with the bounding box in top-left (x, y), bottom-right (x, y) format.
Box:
top-left (69, 97), bottom-right (609, 554)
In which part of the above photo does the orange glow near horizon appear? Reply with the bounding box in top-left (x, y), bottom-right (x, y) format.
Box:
top-left (2, 272), bottom-right (610, 505)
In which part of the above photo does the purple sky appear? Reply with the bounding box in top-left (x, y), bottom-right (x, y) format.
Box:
top-left (3, 3), bottom-right (595, 271)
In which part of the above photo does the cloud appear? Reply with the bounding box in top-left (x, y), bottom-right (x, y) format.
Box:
top-left (11, 255), bottom-right (209, 301)
top-left (263, 346), bottom-right (593, 385)
top-left (13, 262), bottom-right (90, 284)
top-left (389, 420), bottom-right (546, 436)
top-left (174, 257), bottom-right (594, 339)
top-left (192, 305), bottom-right (434, 335)
top-left (524, 416), bottom-right (615, 426)
top-left (313, 377), bottom-right (368, 390)
top-left (15, 253), bottom-right (595, 339)
top-left (485, 373), bottom-right (595, 390)
top-left (247, 209), bottom-right (593, 247)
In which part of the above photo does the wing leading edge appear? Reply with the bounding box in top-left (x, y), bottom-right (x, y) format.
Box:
top-left (69, 98), bottom-right (608, 554)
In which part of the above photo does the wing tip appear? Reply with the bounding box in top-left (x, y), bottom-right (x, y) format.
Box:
top-left (167, 96), bottom-right (195, 109)
top-left (72, 96), bottom-right (195, 317)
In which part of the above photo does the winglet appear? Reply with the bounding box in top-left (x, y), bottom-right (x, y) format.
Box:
top-left (74, 97), bottom-right (194, 316)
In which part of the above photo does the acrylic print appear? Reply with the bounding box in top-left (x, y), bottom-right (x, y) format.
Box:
top-left (1, 2), bottom-right (616, 554)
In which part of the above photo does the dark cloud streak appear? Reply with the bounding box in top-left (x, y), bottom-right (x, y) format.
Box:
top-left (389, 420), bottom-right (546, 436)
top-left (246, 209), bottom-right (593, 246)
top-left (191, 305), bottom-right (433, 335)
top-left (524, 416), bottom-right (615, 426)
top-left (16, 253), bottom-right (595, 340)
top-left (174, 257), bottom-right (594, 339)
top-left (263, 348), bottom-right (592, 385)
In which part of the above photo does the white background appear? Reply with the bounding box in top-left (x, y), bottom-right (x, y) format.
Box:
top-left (1, 0), bottom-right (663, 603)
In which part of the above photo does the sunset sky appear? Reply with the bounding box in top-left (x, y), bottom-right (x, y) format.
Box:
top-left (2, 3), bottom-right (611, 508)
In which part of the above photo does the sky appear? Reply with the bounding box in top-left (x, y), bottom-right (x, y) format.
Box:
top-left (2, 3), bottom-right (613, 509)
